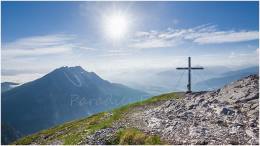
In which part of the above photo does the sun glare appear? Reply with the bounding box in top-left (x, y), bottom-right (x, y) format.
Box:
top-left (104, 13), bottom-right (129, 40)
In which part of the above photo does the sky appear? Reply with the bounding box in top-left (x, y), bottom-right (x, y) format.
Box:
top-left (1, 1), bottom-right (259, 84)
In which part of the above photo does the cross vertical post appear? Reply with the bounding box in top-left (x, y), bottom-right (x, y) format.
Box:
top-left (176, 57), bottom-right (204, 93)
top-left (188, 57), bottom-right (191, 92)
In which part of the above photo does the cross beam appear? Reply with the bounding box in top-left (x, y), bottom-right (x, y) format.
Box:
top-left (176, 57), bottom-right (204, 93)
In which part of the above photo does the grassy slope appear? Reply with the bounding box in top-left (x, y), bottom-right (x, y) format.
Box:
top-left (13, 92), bottom-right (184, 145)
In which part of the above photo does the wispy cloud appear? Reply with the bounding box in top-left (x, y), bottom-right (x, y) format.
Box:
top-left (129, 29), bottom-right (182, 49)
top-left (129, 24), bottom-right (259, 49)
top-left (194, 31), bottom-right (259, 44)
top-left (1, 68), bottom-right (48, 76)
top-left (3, 34), bottom-right (75, 49)
top-left (2, 34), bottom-right (95, 58)
top-left (129, 38), bottom-right (178, 49)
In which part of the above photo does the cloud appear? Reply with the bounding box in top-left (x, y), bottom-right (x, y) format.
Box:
top-left (3, 34), bottom-right (75, 50)
top-left (2, 73), bottom-right (45, 84)
top-left (129, 38), bottom-right (177, 49)
top-left (129, 24), bottom-right (259, 49)
top-left (3, 45), bottom-right (72, 58)
top-left (194, 31), bottom-right (259, 44)
top-left (2, 34), bottom-right (95, 59)
top-left (129, 29), bottom-right (183, 49)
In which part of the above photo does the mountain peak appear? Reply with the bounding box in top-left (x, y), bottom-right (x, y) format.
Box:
top-left (56, 66), bottom-right (85, 72)
top-left (50, 66), bottom-right (89, 78)
top-left (44, 65), bottom-right (98, 87)
top-left (2, 64), bottom-right (148, 144)
top-left (69, 66), bottom-right (84, 70)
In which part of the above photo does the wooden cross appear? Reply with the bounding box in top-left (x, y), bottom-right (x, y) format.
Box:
top-left (176, 57), bottom-right (204, 93)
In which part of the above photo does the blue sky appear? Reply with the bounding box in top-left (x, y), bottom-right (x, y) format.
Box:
top-left (2, 1), bottom-right (259, 83)
top-left (2, 2), bottom-right (258, 42)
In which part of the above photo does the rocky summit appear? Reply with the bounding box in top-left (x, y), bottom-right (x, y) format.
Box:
top-left (13, 75), bottom-right (259, 145)
top-left (124, 74), bottom-right (259, 145)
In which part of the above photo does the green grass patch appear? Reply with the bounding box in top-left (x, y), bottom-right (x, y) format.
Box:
top-left (109, 128), bottom-right (164, 145)
top-left (12, 134), bottom-right (40, 145)
top-left (63, 133), bottom-right (82, 145)
top-left (110, 92), bottom-right (182, 120)
top-left (13, 112), bottom-right (107, 145)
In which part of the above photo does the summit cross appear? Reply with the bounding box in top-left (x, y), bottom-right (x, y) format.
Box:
top-left (176, 57), bottom-right (204, 93)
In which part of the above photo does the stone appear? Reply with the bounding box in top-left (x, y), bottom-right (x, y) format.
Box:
top-left (221, 107), bottom-right (235, 115)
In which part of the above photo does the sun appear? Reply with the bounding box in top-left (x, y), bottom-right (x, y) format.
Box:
top-left (103, 12), bottom-right (129, 40)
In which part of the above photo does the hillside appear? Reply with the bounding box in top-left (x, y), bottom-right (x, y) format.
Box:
top-left (1, 124), bottom-right (22, 145)
top-left (2, 66), bottom-right (148, 144)
top-left (13, 75), bottom-right (259, 145)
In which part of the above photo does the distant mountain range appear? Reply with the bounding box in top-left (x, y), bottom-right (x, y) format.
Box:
top-left (194, 66), bottom-right (259, 90)
top-left (2, 66), bottom-right (149, 144)
top-left (1, 82), bottom-right (19, 93)
top-left (132, 66), bottom-right (259, 94)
